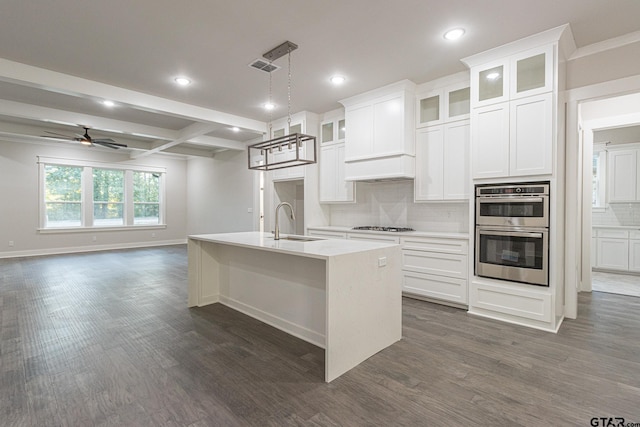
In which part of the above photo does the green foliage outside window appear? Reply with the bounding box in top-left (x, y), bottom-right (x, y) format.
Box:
top-left (45, 165), bottom-right (82, 226)
top-left (93, 169), bottom-right (124, 225)
top-left (134, 172), bottom-right (160, 224)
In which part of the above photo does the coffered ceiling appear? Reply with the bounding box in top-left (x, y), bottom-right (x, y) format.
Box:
top-left (1, 0), bottom-right (640, 157)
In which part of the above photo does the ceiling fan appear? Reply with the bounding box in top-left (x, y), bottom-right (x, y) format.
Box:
top-left (42, 126), bottom-right (128, 149)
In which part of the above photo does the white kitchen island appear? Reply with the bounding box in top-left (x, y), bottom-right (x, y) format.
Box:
top-left (187, 232), bottom-right (402, 382)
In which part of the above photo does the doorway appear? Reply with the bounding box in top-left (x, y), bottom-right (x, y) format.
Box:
top-left (580, 96), bottom-right (640, 298)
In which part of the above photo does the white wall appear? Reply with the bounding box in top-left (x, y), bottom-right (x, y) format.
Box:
top-left (567, 41), bottom-right (640, 90)
top-left (328, 180), bottom-right (469, 233)
top-left (186, 149), bottom-right (255, 235)
top-left (0, 139), bottom-right (188, 257)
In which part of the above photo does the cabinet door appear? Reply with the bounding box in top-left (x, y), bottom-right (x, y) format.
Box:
top-left (445, 83), bottom-right (470, 122)
top-left (471, 102), bottom-right (510, 179)
top-left (373, 95), bottom-right (405, 155)
top-left (415, 127), bottom-right (444, 201)
top-left (608, 149), bottom-right (637, 202)
top-left (509, 92), bottom-right (553, 176)
top-left (344, 104), bottom-right (373, 160)
top-left (334, 143), bottom-right (354, 202)
top-left (443, 121), bottom-right (470, 200)
top-left (597, 238), bottom-right (629, 271)
top-left (510, 45), bottom-right (554, 100)
top-left (416, 90), bottom-right (443, 127)
top-left (319, 145), bottom-right (336, 201)
top-left (630, 240), bottom-right (640, 272)
top-left (321, 120), bottom-right (335, 145)
top-left (471, 59), bottom-right (510, 108)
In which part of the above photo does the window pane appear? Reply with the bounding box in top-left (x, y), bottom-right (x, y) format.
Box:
top-left (93, 169), bottom-right (124, 202)
top-left (45, 165), bottom-right (82, 202)
top-left (45, 165), bottom-right (82, 227)
top-left (45, 202), bottom-right (81, 227)
top-left (94, 203), bottom-right (124, 226)
top-left (93, 169), bottom-right (124, 225)
top-left (134, 203), bottom-right (160, 225)
top-left (134, 172), bottom-right (160, 203)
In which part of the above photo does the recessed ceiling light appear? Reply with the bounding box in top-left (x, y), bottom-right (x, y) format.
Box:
top-left (102, 100), bottom-right (115, 107)
top-left (486, 72), bottom-right (501, 80)
top-left (231, 127), bottom-right (240, 132)
top-left (444, 28), bottom-right (465, 41)
top-left (174, 77), bottom-right (192, 86)
top-left (264, 102), bottom-right (275, 110)
top-left (330, 75), bottom-right (346, 85)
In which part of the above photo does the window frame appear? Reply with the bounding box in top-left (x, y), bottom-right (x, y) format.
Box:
top-left (38, 156), bottom-right (166, 233)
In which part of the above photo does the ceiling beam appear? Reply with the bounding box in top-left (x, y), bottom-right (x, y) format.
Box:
top-left (131, 121), bottom-right (224, 158)
top-left (0, 57), bottom-right (267, 133)
top-left (0, 100), bottom-right (248, 151)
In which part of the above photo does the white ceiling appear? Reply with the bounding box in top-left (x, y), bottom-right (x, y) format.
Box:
top-left (1, 0), bottom-right (640, 157)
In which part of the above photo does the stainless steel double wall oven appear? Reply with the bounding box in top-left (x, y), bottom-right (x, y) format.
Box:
top-left (475, 182), bottom-right (550, 286)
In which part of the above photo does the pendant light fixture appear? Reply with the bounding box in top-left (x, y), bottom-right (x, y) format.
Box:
top-left (248, 41), bottom-right (317, 171)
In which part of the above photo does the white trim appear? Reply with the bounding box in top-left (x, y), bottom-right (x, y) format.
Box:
top-left (37, 156), bottom-right (166, 173)
top-left (569, 30), bottom-right (640, 60)
top-left (0, 239), bottom-right (186, 259)
top-left (37, 224), bottom-right (166, 234)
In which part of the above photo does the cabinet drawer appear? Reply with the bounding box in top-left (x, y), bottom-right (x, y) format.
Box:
top-left (347, 233), bottom-right (400, 244)
top-left (400, 237), bottom-right (468, 255)
top-left (597, 229), bottom-right (629, 239)
top-left (630, 230), bottom-right (640, 239)
top-left (402, 250), bottom-right (467, 279)
top-left (308, 230), bottom-right (347, 239)
top-left (403, 271), bottom-right (467, 304)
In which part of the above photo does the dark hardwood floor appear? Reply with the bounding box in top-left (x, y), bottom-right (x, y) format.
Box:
top-left (1, 246), bottom-right (639, 426)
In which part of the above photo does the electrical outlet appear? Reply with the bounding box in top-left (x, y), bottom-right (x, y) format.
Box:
top-left (378, 257), bottom-right (387, 267)
top-left (8, 240), bottom-right (14, 247)
top-left (151, 232), bottom-right (156, 238)
top-left (92, 236), bottom-right (97, 242)
top-left (247, 208), bottom-right (253, 213)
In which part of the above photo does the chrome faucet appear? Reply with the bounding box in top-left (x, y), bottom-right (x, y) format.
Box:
top-left (274, 202), bottom-right (295, 240)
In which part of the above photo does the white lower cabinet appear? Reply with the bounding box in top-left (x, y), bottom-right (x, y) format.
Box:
top-left (630, 238), bottom-right (640, 272)
top-left (347, 233), bottom-right (400, 244)
top-left (597, 238), bottom-right (629, 271)
top-left (307, 230), bottom-right (347, 239)
top-left (400, 236), bottom-right (468, 305)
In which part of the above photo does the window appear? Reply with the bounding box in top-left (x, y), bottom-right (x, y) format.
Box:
top-left (134, 172), bottom-right (160, 225)
top-left (93, 169), bottom-right (124, 226)
top-left (44, 165), bottom-right (82, 227)
top-left (592, 144), bottom-right (607, 210)
top-left (39, 157), bottom-right (165, 230)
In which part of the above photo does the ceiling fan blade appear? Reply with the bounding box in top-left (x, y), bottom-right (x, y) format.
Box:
top-left (92, 138), bottom-right (116, 143)
top-left (94, 141), bottom-right (127, 149)
top-left (44, 130), bottom-right (74, 139)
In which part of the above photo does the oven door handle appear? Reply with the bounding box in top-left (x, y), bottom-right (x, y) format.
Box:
top-left (478, 229), bottom-right (544, 238)
top-left (478, 197), bottom-right (544, 204)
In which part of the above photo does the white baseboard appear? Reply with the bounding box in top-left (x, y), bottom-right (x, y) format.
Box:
top-left (219, 295), bottom-right (326, 348)
top-left (0, 239), bottom-right (187, 259)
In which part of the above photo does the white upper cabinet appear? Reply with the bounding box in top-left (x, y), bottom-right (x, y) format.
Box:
top-left (509, 92), bottom-right (553, 176)
top-left (510, 45), bottom-right (554, 100)
top-left (340, 80), bottom-right (416, 181)
top-left (415, 121), bottom-right (469, 201)
top-left (608, 147), bottom-right (640, 203)
top-left (416, 81), bottom-right (470, 128)
top-left (470, 44), bottom-right (553, 108)
top-left (463, 25), bottom-right (574, 180)
top-left (319, 114), bottom-right (354, 203)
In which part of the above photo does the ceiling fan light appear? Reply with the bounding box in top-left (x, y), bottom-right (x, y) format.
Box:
top-left (80, 140), bottom-right (92, 146)
top-left (102, 100), bottom-right (115, 107)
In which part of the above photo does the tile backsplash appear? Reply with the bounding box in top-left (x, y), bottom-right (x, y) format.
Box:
top-left (329, 180), bottom-right (469, 233)
top-left (593, 203), bottom-right (640, 226)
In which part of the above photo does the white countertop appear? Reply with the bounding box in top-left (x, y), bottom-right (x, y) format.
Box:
top-left (188, 231), bottom-right (399, 260)
top-left (307, 225), bottom-right (469, 240)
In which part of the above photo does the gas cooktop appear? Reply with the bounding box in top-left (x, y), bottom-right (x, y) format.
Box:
top-left (352, 226), bottom-right (415, 232)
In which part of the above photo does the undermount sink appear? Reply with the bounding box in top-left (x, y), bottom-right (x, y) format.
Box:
top-left (270, 235), bottom-right (325, 242)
